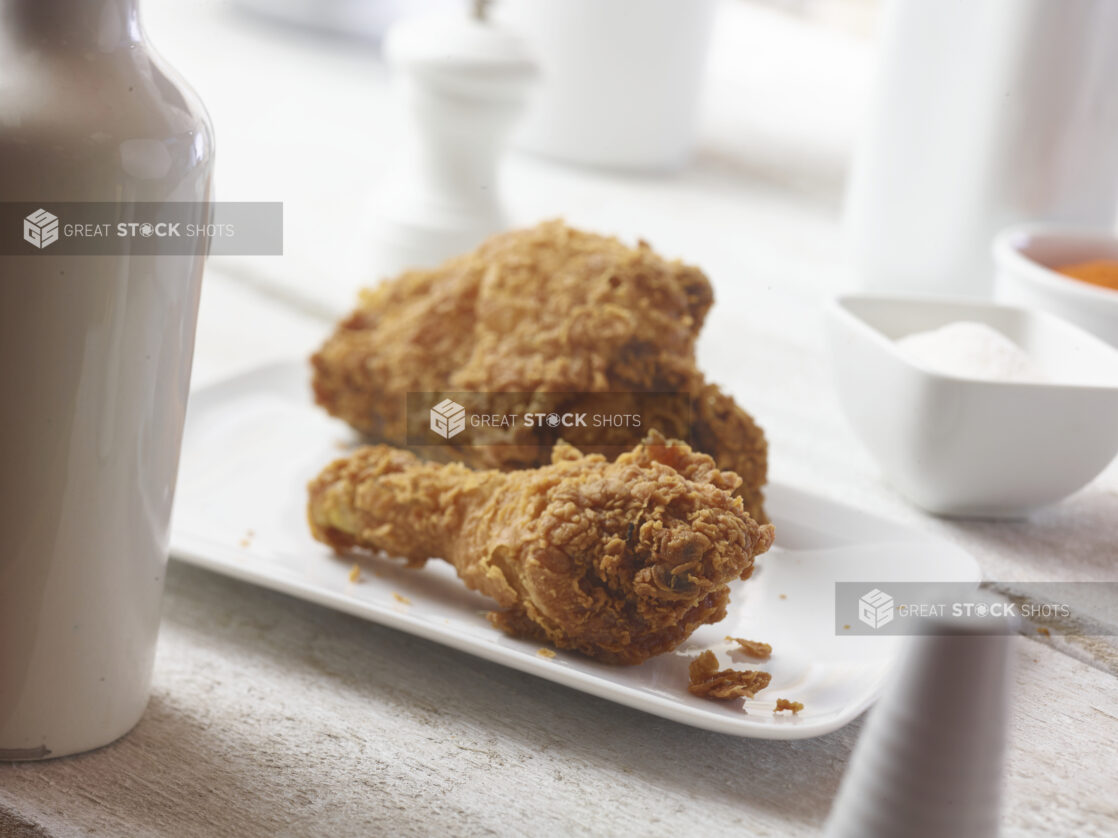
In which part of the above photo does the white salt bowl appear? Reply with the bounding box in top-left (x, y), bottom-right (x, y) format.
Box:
top-left (826, 294), bottom-right (1118, 518)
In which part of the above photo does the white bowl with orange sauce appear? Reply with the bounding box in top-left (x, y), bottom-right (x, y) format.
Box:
top-left (994, 223), bottom-right (1118, 347)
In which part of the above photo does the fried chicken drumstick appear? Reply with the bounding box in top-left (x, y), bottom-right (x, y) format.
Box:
top-left (311, 221), bottom-right (769, 523)
top-left (308, 433), bottom-right (774, 665)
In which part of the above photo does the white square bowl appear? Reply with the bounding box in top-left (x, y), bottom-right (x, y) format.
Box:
top-left (826, 294), bottom-right (1118, 518)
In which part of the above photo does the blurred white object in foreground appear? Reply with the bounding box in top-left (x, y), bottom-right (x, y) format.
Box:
top-left (368, 9), bottom-right (536, 277)
top-left (495, 0), bottom-right (716, 172)
top-left (844, 0), bottom-right (1118, 298)
top-left (824, 618), bottom-right (1013, 838)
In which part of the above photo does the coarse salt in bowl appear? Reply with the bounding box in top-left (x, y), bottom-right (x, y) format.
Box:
top-left (895, 321), bottom-right (1048, 384)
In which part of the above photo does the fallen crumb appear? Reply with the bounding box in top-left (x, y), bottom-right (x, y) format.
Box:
top-left (238, 538), bottom-right (251, 548)
top-left (393, 592), bottom-right (411, 605)
top-left (775, 698), bottom-right (804, 714)
top-left (779, 594), bottom-right (787, 600)
top-left (537, 648), bottom-right (556, 659)
top-left (1037, 626), bottom-right (1051, 637)
top-left (238, 529), bottom-right (255, 549)
top-left (688, 650), bottom-right (772, 701)
top-left (725, 636), bottom-right (773, 660)
top-left (843, 624), bottom-right (851, 630)
top-left (348, 564), bottom-right (361, 583)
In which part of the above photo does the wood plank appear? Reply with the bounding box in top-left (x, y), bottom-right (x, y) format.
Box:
top-left (2, 563), bottom-right (1115, 836)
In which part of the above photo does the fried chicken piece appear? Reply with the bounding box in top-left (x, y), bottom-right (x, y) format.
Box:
top-left (311, 220), bottom-right (768, 524)
top-left (307, 433), bottom-right (774, 665)
top-left (687, 650), bottom-right (772, 700)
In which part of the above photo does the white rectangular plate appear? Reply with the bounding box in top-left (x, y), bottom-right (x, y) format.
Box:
top-left (170, 362), bottom-right (981, 740)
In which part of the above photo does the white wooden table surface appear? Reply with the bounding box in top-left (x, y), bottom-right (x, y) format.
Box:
top-left (2, 2), bottom-right (1117, 835)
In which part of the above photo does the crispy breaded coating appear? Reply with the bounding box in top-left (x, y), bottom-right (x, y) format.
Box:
top-left (311, 221), bottom-right (768, 523)
top-left (774, 698), bottom-right (804, 714)
top-left (308, 432), bottom-right (774, 665)
top-left (726, 636), bottom-right (773, 660)
top-left (687, 650), bottom-right (772, 700)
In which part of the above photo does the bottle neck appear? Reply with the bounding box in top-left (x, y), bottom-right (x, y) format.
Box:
top-left (3, 0), bottom-right (142, 51)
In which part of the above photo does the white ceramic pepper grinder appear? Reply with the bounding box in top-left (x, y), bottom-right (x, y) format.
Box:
top-left (370, 0), bottom-right (537, 277)
top-left (824, 615), bottom-right (1014, 838)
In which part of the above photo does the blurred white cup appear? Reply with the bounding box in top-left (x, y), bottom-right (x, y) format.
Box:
top-left (494, 0), bottom-right (716, 172)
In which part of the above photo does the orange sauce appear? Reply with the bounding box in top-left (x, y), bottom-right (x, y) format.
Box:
top-left (1055, 259), bottom-right (1118, 293)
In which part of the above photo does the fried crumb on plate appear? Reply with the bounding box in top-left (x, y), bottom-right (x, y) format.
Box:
top-left (393, 592), bottom-right (411, 605)
top-left (348, 563), bottom-right (361, 583)
top-left (1037, 626), bottom-right (1051, 637)
top-left (774, 698), bottom-right (804, 714)
top-left (687, 650), bottom-right (772, 701)
top-left (726, 636), bottom-right (772, 660)
top-left (537, 648), bottom-right (556, 659)
top-left (779, 593), bottom-right (787, 600)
